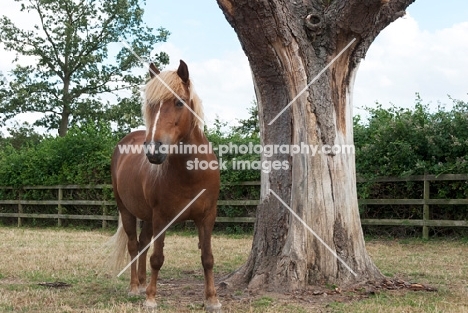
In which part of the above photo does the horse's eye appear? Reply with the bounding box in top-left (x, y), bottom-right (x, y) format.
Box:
top-left (175, 100), bottom-right (184, 107)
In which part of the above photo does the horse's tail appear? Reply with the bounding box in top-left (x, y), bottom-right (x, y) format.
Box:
top-left (107, 214), bottom-right (129, 272)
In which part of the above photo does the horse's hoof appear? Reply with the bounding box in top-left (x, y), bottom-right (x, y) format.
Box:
top-left (143, 299), bottom-right (157, 309)
top-left (139, 285), bottom-right (147, 294)
top-left (204, 300), bottom-right (222, 313)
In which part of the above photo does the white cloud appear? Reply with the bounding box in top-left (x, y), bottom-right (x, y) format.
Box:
top-left (354, 14), bottom-right (468, 116)
top-left (0, 0), bottom-right (41, 71)
top-left (190, 51), bottom-right (254, 127)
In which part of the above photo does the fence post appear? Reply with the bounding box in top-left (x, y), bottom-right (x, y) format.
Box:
top-left (58, 187), bottom-right (63, 227)
top-left (423, 177), bottom-right (430, 240)
top-left (102, 205), bottom-right (107, 229)
top-left (17, 189), bottom-right (23, 227)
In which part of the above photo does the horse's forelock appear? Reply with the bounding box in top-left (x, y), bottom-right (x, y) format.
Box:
top-left (144, 71), bottom-right (185, 104)
top-left (142, 70), bottom-right (204, 130)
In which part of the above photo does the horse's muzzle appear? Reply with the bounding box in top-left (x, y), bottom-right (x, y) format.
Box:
top-left (144, 141), bottom-right (167, 164)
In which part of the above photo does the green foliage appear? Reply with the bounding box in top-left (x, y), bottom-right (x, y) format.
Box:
top-left (354, 94), bottom-right (468, 178)
top-left (231, 100), bottom-right (259, 139)
top-left (107, 85), bottom-right (145, 135)
top-left (0, 0), bottom-right (169, 136)
top-left (205, 113), bottom-right (261, 184)
top-left (205, 119), bottom-right (260, 219)
top-left (204, 106), bottom-right (260, 221)
top-left (0, 122), bottom-right (43, 149)
top-left (0, 121), bottom-right (116, 187)
top-left (355, 95), bottom-right (468, 236)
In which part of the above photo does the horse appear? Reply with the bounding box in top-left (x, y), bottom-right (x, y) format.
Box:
top-left (109, 60), bottom-right (222, 312)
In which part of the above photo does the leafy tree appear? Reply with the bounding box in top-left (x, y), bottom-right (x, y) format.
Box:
top-left (0, 121), bottom-right (43, 150)
top-left (231, 101), bottom-right (259, 139)
top-left (108, 85), bottom-right (145, 134)
top-left (0, 0), bottom-right (169, 137)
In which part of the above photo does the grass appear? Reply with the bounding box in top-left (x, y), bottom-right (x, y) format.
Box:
top-left (0, 227), bottom-right (467, 312)
top-left (252, 296), bottom-right (274, 308)
top-left (331, 239), bottom-right (468, 313)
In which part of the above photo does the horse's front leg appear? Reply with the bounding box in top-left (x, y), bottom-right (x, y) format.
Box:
top-left (144, 224), bottom-right (165, 308)
top-left (137, 221), bottom-right (153, 294)
top-left (197, 217), bottom-right (222, 313)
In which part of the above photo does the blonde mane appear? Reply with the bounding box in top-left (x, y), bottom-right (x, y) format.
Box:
top-left (142, 70), bottom-right (204, 130)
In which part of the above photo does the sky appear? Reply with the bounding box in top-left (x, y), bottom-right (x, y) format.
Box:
top-left (1, 0), bottom-right (468, 134)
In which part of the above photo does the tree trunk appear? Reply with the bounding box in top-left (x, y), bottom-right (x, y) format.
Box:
top-left (58, 109), bottom-right (70, 137)
top-left (217, 0), bottom-right (414, 291)
top-left (58, 79), bottom-right (71, 137)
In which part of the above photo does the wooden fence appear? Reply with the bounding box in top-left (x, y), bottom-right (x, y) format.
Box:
top-left (357, 174), bottom-right (468, 239)
top-left (0, 182), bottom-right (259, 228)
top-left (0, 174), bottom-right (467, 239)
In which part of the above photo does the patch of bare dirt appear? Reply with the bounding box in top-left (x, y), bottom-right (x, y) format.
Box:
top-left (154, 275), bottom-right (437, 312)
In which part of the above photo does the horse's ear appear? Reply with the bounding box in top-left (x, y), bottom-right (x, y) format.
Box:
top-left (149, 63), bottom-right (160, 78)
top-left (177, 60), bottom-right (189, 84)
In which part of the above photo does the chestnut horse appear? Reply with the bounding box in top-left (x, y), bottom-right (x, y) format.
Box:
top-left (110, 60), bottom-right (221, 312)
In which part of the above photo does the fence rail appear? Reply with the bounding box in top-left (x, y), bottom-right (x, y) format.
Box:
top-left (1, 174), bottom-right (467, 238)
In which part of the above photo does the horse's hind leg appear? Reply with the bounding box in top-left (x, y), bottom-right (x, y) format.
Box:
top-left (196, 218), bottom-right (222, 312)
top-left (137, 221), bottom-right (152, 294)
top-left (119, 209), bottom-right (140, 296)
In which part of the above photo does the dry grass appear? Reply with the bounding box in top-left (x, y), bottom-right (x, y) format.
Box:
top-left (0, 227), bottom-right (467, 312)
top-left (331, 239), bottom-right (468, 313)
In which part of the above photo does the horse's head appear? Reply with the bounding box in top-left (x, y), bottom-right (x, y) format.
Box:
top-left (143, 60), bottom-right (203, 164)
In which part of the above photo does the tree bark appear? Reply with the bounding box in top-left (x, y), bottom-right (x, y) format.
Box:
top-left (58, 108), bottom-right (70, 137)
top-left (58, 78), bottom-right (71, 137)
top-left (217, 0), bottom-right (415, 291)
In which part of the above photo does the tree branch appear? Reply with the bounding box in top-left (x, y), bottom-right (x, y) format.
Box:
top-left (216, 0), bottom-right (235, 22)
top-left (70, 10), bottom-right (119, 76)
top-left (34, 0), bottom-right (64, 72)
top-left (38, 109), bottom-right (60, 115)
top-left (323, 0), bottom-right (415, 63)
